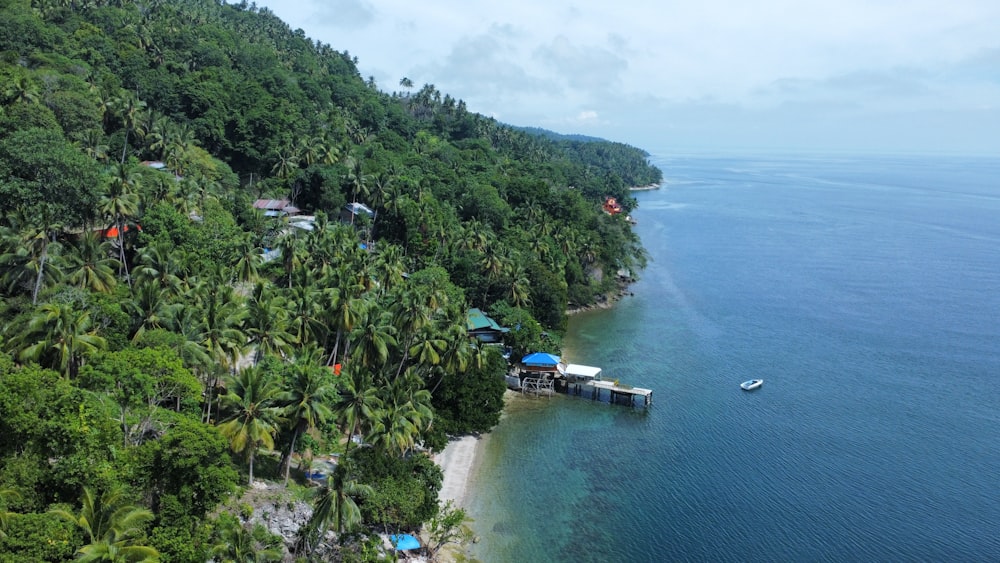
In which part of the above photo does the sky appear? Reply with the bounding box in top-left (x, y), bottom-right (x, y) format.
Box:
top-left (250, 0), bottom-right (1000, 155)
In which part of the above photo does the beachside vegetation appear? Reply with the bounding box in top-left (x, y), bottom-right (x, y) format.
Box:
top-left (0, 0), bottom-right (660, 559)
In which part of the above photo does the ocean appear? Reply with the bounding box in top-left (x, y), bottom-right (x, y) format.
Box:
top-left (466, 154), bottom-right (1000, 562)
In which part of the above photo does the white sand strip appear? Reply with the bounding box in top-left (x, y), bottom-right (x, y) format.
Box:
top-left (435, 435), bottom-right (480, 506)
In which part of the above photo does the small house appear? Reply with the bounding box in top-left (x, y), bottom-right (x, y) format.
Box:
top-left (466, 308), bottom-right (509, 343)
top-left (253, 198), bottom-right (300, 217)
top-left (603, 196), bottom-right (622, 215)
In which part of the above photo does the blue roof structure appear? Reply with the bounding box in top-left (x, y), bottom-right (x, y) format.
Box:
top-left (390, 534), bottom-right (421, 551)
top-left (521, 352), bottom-right (561, 367)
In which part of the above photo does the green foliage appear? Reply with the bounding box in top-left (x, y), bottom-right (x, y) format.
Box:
top-left (0, 127), bottom-right (101, 228)
top-left (426, 499), bottom-right (474, 559)
top-left (0, 511), bottom-right (81, 562)
top-left (430, 346), bottom-right (507, 435)
top-left (209, 512), bottom-right (283, 563)
top-left (489, 303), bottom-right (547, 359)
top-left (0, 361), bottom-right (124, 501)
top-left (79, 347), bottom-right (202, 425)
top-left (345, 448), bottom-right (443, 530)
top-left (135, 416), bottom-right (239, 521)
top-left (50, 487), bottom-right (158, 562)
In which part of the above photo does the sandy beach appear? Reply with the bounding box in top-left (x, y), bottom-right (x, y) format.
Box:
top-left (435, 390), bottom-right (526, 507)
top-left (435, 434), bottom-right (483, 506)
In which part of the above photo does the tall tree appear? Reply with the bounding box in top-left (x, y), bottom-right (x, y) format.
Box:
top-left (244, 282), bottom-right (294, 365)
top-left (217, 367), bottom-right (283, 485)
top-left (65, 231), bottom-right (118, 294)
top-left (332, 367), bottom-right (381, 454)
top-left (115, 93), bottom-right (147, 164)
top-left (279, 347), bottom-right (335, 485)
top-left (368, 373), bottom-right (433, 456)
top-left (17, 303), bottom-right (107, 379)
top-left (298, 465), bottom-right (373, 554)
top-left (101, 164), bottom-right (141, 285)
top-left (0, 223), bottom-right (63, 304)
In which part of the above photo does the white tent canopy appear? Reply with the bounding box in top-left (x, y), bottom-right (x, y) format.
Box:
top-left (560, 364), bottom-right (602, 380)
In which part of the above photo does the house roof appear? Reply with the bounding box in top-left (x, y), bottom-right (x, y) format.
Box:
top-left (560, 364), bottom-right (602, 379)
top-left (344, 202), bottom-right (375, 217)
top-left (466, 308), bottom-right (508, 333)
top-left (253, 199), bottom-right (300, 214)
top-left (522, 352), bottom-right (561, 367)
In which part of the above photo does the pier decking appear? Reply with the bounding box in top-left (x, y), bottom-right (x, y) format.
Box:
top-left (585, 380), bottom-right (653, 407)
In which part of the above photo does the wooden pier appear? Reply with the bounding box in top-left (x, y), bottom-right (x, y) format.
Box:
top-left (510, 362), bottom-right (653, 407)
top-left (585, 380), bottom-right (653, 407)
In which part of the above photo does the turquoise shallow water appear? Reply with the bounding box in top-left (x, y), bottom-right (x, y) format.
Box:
top-left (466, 154), bottom-right (1000, 562)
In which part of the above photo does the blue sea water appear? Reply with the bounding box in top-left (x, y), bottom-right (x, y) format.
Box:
top-left (466, 154), bottom-right (1000, 562)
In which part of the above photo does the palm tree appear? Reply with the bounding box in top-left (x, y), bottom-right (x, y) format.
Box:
top-left (50, 487), bottom-right (159, 563)
top-left (408, 326), bottom-right (447, 369)
top-left (76, 128), bottom-right (110, 162)
top-left (18, 303), bottom-right (107, 378)
top-left (270, 148), bottom-right (298, 180)
top-left (244, 282), bottom-right (294, 365)
top-left (324, 286), bottom-right (363, 368)
top-left (298, 465), bottom-right (373, 554)
top-left (116, 93), bottom-right (147, 164)
top-left (102, 164), bottom-right (141, 285)
top-left (64, 231), bottom-right (118, 293)
top-left (127, 280), bottom-right (176, 342)
top-left (4, 75), bottom-right (40, 105)
top-left (372, 244), bottom-right (406, 298)
top-left (193, 280), bottom-right (247, 422)
top-left (279, 348), bottom-right (335, 485)
top-left (274, 229), bottom-right (303, 289)
top-left (369, 374), bottom-right (433, 456)
top-left (161, 307), bottom-right (213, 374)
top-left (209, 514), bottom-right (282, 563)
top-left (332, 368), bottom-right (381, 453)
top-left (0, 223), bottom-right (63, 305)
top-left (163, 125), bottom-right (195, 177)
top-left (218, 367), bottom-right (283, 485)
top-left (350, 306), bottom-right (397, 371)
top-left (391, 287), bottom-right (435, 378)
top-left (134, 241), bottom-right (185, 296)
top-left (316, 133), bottom-right (341, 166)
top-left (284, 270), bottom-right (328, 347)
top-left (508, 263), bottom-right (532, 308)
top-left (233, 235), bottom-right (262, 286)
top-left (343, 155), bottom-right (370, 209)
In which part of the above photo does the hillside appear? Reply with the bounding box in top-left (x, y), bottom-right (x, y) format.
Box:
top-left (0, 0), bottom-right (662, 560)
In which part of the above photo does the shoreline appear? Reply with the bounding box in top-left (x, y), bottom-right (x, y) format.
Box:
top-left (566, 283), bottom-right (635, 316)
top-left (630, 182), bottom-right (661, 191)
top-left (434, 433), bottom-right (486, 508)
top-left (434, 389), bottom-right (523, 508)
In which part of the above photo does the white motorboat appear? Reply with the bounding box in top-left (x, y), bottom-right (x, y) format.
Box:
top-left (740, 379), bottom-right (763, 391)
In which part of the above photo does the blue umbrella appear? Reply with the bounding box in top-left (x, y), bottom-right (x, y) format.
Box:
top-left (390, 533), bottom-right (421, 551)
top-left (521, 352), bottom-right (561, 367)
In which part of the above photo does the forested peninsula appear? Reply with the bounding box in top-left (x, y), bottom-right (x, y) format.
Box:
top-left (0, 1), bottom-right (662, 561)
